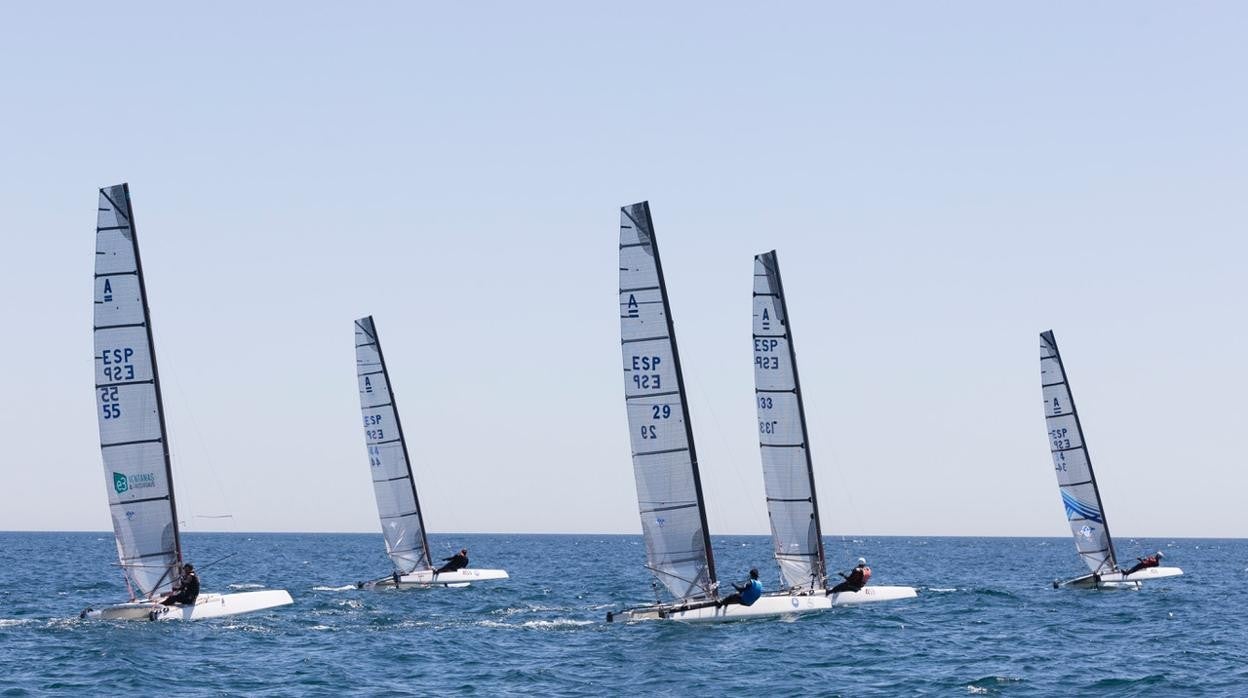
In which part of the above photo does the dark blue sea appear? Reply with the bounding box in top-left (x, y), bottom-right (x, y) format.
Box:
top-left (0, 532), bottom-right (1242, 696)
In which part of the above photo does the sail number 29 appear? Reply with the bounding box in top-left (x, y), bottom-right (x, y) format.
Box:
top-left (641, 404), bottom-right (671, 440)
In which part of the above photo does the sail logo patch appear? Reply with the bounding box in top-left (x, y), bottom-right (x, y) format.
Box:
top-left (113, 471), bottom-right (156, 494)
top-left (1061, 491), bottom-right (1103, 524)
top-left (1079, 525), bottom-right (1094, 539)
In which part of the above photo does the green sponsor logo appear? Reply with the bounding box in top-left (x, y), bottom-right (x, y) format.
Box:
top-left (112, 472), bottom-right (155, 494)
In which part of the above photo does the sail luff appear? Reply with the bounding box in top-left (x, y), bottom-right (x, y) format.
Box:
top-left (753, 251), bottom-right (826, 589)
top-left (1040, 330), bottom-right (1118, 573)
top-left (93, 183), bottom-right (182, 599)
top-left (619, 201), bottom-right (717, 601)
top-left (355, 316), bottom-right (432, 573)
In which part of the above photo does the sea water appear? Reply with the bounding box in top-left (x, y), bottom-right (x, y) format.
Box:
top-left (0, 532), bottom-right (1242, 695)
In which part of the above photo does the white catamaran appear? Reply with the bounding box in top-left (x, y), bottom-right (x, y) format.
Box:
top-left (354, 316), bottom-right (508, 589)
top-left (83, 183), bottom-right (292, 621)
top-left (610, 205), bottom-right (899, 622)
top-left (752, 250), bottom-right (916, 609)
top-left (1040, 330), bottom-right (1183, 589)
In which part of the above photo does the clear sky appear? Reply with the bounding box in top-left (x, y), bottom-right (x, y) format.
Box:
top-left (1, 3), bottom-right (1244, 537)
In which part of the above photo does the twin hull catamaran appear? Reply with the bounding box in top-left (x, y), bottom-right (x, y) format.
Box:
top-left (353, 316), bottom-right (508, 589)
top-left (609, 203), bottom-right (914, 622)
top-left (84, 184), bottom-right (292, 621)
top-left (1040, 331), bottom-right (1183, 589)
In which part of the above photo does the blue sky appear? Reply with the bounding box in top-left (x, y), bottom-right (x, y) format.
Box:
top-left (1, 2), bottom-right (1245, 536)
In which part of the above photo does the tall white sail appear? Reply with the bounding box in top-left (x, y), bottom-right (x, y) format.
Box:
top-left (1040, 330), bottom-right (1117, 574)
top-left (355, 316), bottom-right (432, 573)
top-left (93, 183), bottom-right (181, 598)
top-left (618, 202), bottom-right (717, 602)
top-left (752, 251), bottom-right (827, 590)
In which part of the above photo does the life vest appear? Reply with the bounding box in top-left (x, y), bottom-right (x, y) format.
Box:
top-left (740, 579), bottom-right (763, 606)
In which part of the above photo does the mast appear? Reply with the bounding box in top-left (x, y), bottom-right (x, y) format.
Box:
top-left (94, 183), bottom-right (182, 598)
top-left (1040, 330), bottom-right (1118, 573)
top-left (355, 316), bottom-right (433, 572)
top-left (619, 201), bottom-right (717, 600)
top-left (120, 185), bottom-right (183, 565)
top-left (754, 251), bottom-right (827, 587)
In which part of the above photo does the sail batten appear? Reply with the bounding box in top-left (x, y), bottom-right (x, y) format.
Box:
top-left (618, 202), bottom-right (717, 602)
top-left (355, 316), bottom-right (432, 574)
top-left (752, 251), bottom-right (827, 591)
top-left (1039, 330), bottom-right (1118, 574)
top-left (92, 183), bottom-right (181, 599)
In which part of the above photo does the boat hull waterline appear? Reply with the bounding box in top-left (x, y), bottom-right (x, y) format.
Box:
top-left (608, 585), bottom-right (918, 622)
top-left (82, 590), bottom-right (294, 621)
top-left (359, 568), bottom-right (510, 589)
top-left (1055, 566), bottom-right (1184, 589)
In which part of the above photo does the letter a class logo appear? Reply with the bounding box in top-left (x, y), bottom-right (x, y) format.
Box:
top-left (113, 472), bottom-right (129, 494)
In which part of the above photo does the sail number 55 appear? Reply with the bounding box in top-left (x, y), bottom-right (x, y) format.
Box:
top-left (99, 386), bottom-right (121, 420)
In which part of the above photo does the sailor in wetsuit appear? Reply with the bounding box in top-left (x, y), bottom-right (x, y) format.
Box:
top-left (1122, 551), bottom-right (1163, 576)
top-left (434, 549), bottom-right (469, 575)
top-left (161, 563), bottom-right (200, 606)
top-left (828, 558), bottom-right (871, 594)
top-left (716, 568), bottom-right (763, 608)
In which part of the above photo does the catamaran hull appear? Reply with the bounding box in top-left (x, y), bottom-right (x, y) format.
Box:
top-left (1055, 566), bottom-right (1184, 589)
top-left (360, 568), bottom-right (509, 589)
top-left (82, 590), bottom-right (294, 621)
top-left (609, 585), bottom-right (918, 622)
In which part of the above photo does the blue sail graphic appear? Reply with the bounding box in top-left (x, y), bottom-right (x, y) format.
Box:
top-left (1061, 491), bottom-right (1104, 524)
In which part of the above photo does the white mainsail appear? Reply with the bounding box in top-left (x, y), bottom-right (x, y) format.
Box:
top-left (93, 183), bottom-right (181, 598)
top-left (355, 316), bottom-right (432, 574)
top-left (1040, 330), bottom-right (1118, 574)
top-left (618, 201), bottom-right (717, 602)
top-left (752, 251), bottom-right (827, 591)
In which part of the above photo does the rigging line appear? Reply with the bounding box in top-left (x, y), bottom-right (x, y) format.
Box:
top-left (162, 352), bottom-right (235, 532)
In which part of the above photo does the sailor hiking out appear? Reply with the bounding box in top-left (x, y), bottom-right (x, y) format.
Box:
top-left (828, 558), bottom-right (871, 594)
top-left (1122, 551), bottom-right (1164, 577)
top-left (434, 549), bottom-right (469, 575)
top-left (716, 568), bottom-right (764, 608)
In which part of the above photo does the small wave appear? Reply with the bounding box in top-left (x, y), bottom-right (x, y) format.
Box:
top-left (477, 618), bottom-right (594, 630)
top-left (927, 587), bottom-right (959, 593)
top-left (0, 619), bottom-right (32, 628)
top-left (520, 619), bottom-right (594, 629)
top-left (312, 585), bottom-right (357, 592)
top-left (966, 676), bottom-right (1023, 694)
top-left (228, 583), bottom-right (265, 590)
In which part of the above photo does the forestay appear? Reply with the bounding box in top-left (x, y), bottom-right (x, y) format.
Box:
top-left (753, 251), bottom-right (827, 590)
top-left (1040, 330), bottom-right (1117, 574)
top-left (355, 316), bottom-right (432, 573)
top-left (93, 183), bottom-right (181, 598)
top-left (618, 202), bottom-right (717, 602)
